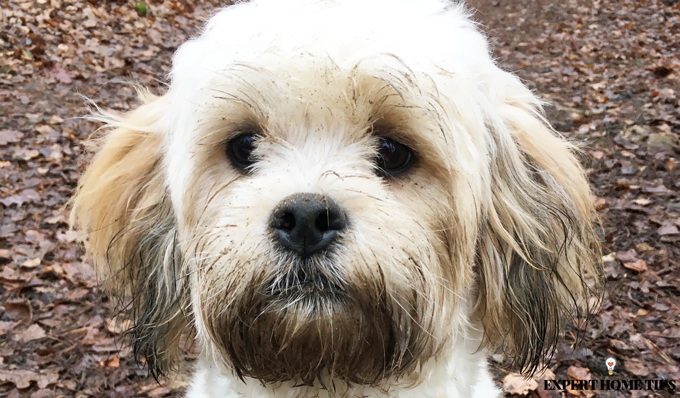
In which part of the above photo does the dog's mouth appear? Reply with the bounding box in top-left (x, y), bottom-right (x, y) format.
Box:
top-left (266, 259), bottom-right (346, 299)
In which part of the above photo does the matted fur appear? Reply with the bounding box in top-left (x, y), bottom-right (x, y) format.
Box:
top-left (71, 93), bottom-right (189, 376)
top-left (71, 0), bottom-right (603, 396)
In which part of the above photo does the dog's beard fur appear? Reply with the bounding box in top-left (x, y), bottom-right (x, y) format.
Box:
top-left (192, 218), bottom-right (450, 385)
top-left (204, 258), bottom-right (433, 385)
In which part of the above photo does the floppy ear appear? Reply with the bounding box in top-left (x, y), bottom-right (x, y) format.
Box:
top-left (71, 92), bottom-right (186, 378)
top-left (475, 98), bottom-right (603, 375)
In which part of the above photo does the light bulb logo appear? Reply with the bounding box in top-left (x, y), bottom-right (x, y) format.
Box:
top-left (606, 357), bottom-right (616, 375)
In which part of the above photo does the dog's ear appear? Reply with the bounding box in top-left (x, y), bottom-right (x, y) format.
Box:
top-left (71, 92), bottom-right (186, 378)
top-left (475, 98), bottom-right (603, 375)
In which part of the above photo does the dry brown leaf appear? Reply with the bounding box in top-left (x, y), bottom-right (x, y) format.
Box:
top-left (658, 222), bottom-right (679, 236)
top-left (3, 300), bottom-right (32, 322)
top-left (0, 129), bottom-right (23, 145)
top-left (147, 386), bottom-right (173, 397)
top-left (0, 321), bottom-right (15, 334)
top-left (503, 373), bottom-right (538, 395)
top-left (107, 356), bottom-right (120, 368)
top-left (20, 324), bottom-right (46, 342)
top-left (623, 259), bottom-right (647, 272)
top-left (633, 198), bottom-right (651, 206)
top-left (20, 258), bottom-right (41, 269)
top-left (616, 248), bottom-right (639, 263)
top-left (0, 369), bottom-right (39, 389)
top-left (37, 371), bottom-right (59, 389)
top-left (635, 242), bottom-right (654, 252)
top-left (567, 365), bottom-right (592, 381)
top-left (624, 359), bottom-right (649, 377)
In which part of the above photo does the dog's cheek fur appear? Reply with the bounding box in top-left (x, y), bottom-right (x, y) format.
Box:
top-left (70, 93), bottom-right (187, 378)
top-left (476, 100), bottom-right (603, 375)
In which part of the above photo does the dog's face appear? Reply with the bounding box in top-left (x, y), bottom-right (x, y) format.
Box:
top-left (72, 0), bottom-right (602, 387)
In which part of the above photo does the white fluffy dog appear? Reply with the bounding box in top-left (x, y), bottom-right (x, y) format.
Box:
top-left (71, 0), bottom-right (603, 397)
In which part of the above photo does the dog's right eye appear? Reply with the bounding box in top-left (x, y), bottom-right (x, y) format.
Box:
top-left (227, 133), bottom-right (258, 171)
top-left (374, 137), bottom-right (415, 177)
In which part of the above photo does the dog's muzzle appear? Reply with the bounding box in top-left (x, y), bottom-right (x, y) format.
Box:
top-left (269, 193), bottom-right (347, 257)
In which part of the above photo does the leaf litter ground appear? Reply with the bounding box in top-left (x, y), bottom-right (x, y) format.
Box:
top-left (0, 0), bottom-right (678, 397)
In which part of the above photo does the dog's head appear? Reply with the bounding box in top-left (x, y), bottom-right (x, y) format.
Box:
top-left (71, 0), bottom-right (602, 387)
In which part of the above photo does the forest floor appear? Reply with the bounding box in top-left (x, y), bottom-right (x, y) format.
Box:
top-left (0, 0), bottom-right (678, 397)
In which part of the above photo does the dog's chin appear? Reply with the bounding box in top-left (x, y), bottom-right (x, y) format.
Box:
top-left (204, 257), bottom-right (439, 386)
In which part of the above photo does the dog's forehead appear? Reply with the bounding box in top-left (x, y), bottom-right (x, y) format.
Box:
top-left (166, 0), bottom-right (493, 108)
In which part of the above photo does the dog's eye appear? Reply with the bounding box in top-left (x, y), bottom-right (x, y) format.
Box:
top-left (375, 137), bottom-right (414, 176)
top-left (227, 133), bottom-right (258, 170)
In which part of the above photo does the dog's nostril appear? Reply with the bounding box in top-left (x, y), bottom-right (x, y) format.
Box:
top-left (315, 213), bottom-right (329, 232)
top-left (279, 212), bottom-right (296, 231)
top-left (270, 193), bottom-right (347, 257)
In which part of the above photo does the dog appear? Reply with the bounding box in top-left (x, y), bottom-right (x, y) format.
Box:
top-left (71, 0), bottom-right (603, 396)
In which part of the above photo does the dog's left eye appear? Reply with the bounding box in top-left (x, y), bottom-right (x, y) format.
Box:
top-left (375, 137), bottom-right (414, 176)
top-left (227, 133), bottom-right (258, 170)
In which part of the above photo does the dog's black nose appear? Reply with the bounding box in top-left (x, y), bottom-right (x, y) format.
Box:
top-left (269, 193), bottom-right (347, 257)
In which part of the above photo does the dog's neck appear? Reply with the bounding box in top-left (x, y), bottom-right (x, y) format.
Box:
top-left (185, 328), bottom-right (500, 398)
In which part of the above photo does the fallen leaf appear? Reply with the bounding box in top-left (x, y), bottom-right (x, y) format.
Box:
top-left (616, 249), bottom-right (639, 263)
top-left (658, 222), bottom-right (679, 236)
top-left (107, 356), bottom-right (120, 368)
top-left (0, 189), bottom-right (41, 207)
top-left (503, 373), bottom-right (538, 395)
top-left (22, 149), bottom-right (40, 160)
top-left (20, 258), bottom-right (41, 269)
top-left (0, 129), bottom-right (23, 145)
top-left (82, 8), bottom-right (98, 28)
top-left (567, 365), bottom-right (592, 380)
top-left (624, 359), bottom-right (649, 377)
top-left (0, 369), bottom-right (39, 389)
top-left (36, 125), bottom-right (55, 135)
top-left (147, 386), bottom-right (172, 397)
top-left (623, 259), bottom-right (647, 272)
top-left (633, 198), bottom-right (651, 206)
top-left (3, 300), bottom-right (32, 322)
top-left (602, 252), bottom-right (617, 262)
top-left (635, 242), bottom-right (654, 252)
top-left (0, 321), bottom-right (16, 334)
top-left (52, 63), bottom-right (72, 84)
top-left (20, 324), bottom-right (46, 342)
top-left (62, 262), bottom-right (96, 281)
top-left (37, 370), bottom-right (59, 389)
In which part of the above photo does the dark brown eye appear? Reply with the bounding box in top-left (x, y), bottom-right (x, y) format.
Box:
top-left (375, 137), bottom-right (414, 176)
top-left (227, 133), bottom-right (258, 171)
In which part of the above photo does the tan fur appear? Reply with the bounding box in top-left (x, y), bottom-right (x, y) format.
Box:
top-left (71, 93), bottom-right (188, 375)
top-left (475, 102), bottom-right (602, 373)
